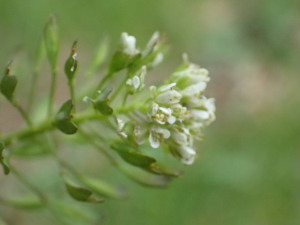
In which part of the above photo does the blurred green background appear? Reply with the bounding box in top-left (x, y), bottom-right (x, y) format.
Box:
top-left (0, 0), bottom-right (300, 224)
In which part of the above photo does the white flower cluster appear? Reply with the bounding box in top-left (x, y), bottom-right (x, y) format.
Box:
top-left (147, 54), bottom-right (216, 165)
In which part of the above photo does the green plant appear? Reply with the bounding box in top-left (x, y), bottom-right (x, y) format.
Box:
top-left (0, 15), bottom-right (215, 224)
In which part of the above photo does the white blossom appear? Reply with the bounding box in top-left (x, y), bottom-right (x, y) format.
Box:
top-left (149, 126), bottom-right (171, 148)
top-left (120, 32), bottom-right (137, 55)
top-left (150, 83), bottom-right (182, 105)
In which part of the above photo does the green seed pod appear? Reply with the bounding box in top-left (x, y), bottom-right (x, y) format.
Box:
top-left (64, 40), bottom-right (78, 81)
top-left (111, 142), bottom-right (156, 168)
top-left (62, 173), bottom-right (104, 203)
top-left (53, 99), bottom-right (78, 135)
top-left (0, 67), bottom-right (17, 102)
top-left (44, 14), bottom-right (59, 71)
top-left (79, 176), bottom-right (128, 200)
top-left (93, 86), bottom-right (113, 115)
top-left (0, 141), bottom-right (10, 175)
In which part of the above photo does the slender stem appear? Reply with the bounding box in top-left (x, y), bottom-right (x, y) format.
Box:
top-left (78, 129), bottom-right (118, 165)
top-left (10, 166), bottom-right (45, 201)
top-left (48, 68), bottom-right (57, 117)
top-left (68, 80), bottom-right (76, 113)
top-left (27, 69), bottom-right (39, 113)
top-left (122, 93), bottom-right (129, 106)
top-left (94, 70), bottom-right (113, 96)
top-left (110, 76), bottom-right (127, 102)
top-left (13, 102), bottom-right (33, 127)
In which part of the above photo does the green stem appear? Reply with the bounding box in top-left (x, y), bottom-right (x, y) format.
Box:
top-left (110, 76), bottom-right (127, 102)
top-left (68, 80), bottom-right (76, 113)
top-left (122, 93), bottom-right (129, 106)
top-left (13, 101), bottom-right (33, 127)
top-left (27, 69), bottom-right (39, 113)
top-left (10, 166), bottom-right (45, 201)
top-left (3, 102), bottom-right (141, 147)
top-left (94, 70), bottom-right (113, 96)
top-left (78, 129), bottom-right (118, 165)
top-left (48, 68), bottom-right (57, 117)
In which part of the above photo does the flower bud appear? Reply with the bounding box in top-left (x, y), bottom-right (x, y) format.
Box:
top-left (150, 83), bottom-right (182, 105)
top-left (170, 145), bottom-right (196, 165)
top-left (126, 66), bottom-right (146, 94)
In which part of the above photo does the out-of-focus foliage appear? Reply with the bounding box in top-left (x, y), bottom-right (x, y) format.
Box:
top-left (0, 0), bottom-right (299, 225)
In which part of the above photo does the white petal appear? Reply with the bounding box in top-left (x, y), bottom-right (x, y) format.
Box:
top-left (159, 107), bottom-right (170, 115)
top-left (171, 131), bottom-right (188, 146)
top-left (168, 115), bottom-right (176, 124)
top-left (132, 76), bottom-right (140, 89)
top-left (158, 83), bottom-right (176, 92)
top-left (125, 36), bottom-right (136, 55)
top-left (191, 110), bottom-right (210, 120)
top-left (162, 129), bottom-right (171, 139)
top-left (155, 91), bottom-right (174, 104)
top-left (149, 132), bottom-right (160, 148)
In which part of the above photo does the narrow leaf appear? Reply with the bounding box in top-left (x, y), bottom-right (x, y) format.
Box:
top-left (118, 162), bottom-right (171, 187)
top-left (111, 143), bottom-right (156, 168)
top-left (79, 176), bottom-right (128, 200)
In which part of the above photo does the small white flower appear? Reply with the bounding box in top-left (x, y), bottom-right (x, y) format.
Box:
top-left (148, 103), bottom-right (176, 124)
top-left (148, 53), bottom-right (164, 69)
top-left (126, 66), bottom-right (147, 94)
top-left (171, 145), bottom-right (196, 165)
top-left (120, 33), bottom-right (137, 55)
top-left (171, 127), bottom-right (192, 146)
top-left (172, 104), bottom-right (189, 122)
top-left (180, 82), bottom-right (207, 97)
top-left (150, 83), bottom-right (182, 105)
top-left (149, 126), bottom-right (171, 148)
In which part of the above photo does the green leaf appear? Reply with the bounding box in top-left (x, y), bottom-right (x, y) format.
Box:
top-left (79, 176), bottom-right (128, 200)
top-left (0, 67), bottom-right (17, 102)
top-left (0, 141), bottom-right (10, 175)
top-left (11, 137), bottom-right (51, 158)
top-left (64, 40), bottom-right (78, 81)
top-left (2, 194), bottom-right (43, 209)
top-left (49, 200), bottom-right (100, 225)
top-left (63, 174), bottom-right (104, 203)
top-left (53, 99), bottom-right (78, 135)
top-left (65, 182), bottom-right (93, 201)
top-left (118, 162), bottom-right (171, 187)
top-left (44, 14), bottom-right (59, 71)
top-left (150, 162), bottom-right (184, 177)
top-left (111, 143), bottom-right (156, 168)
top-left (93, 86), bottom-right (113, 115)
top-left (87, 36), bottom-right (110, 76)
